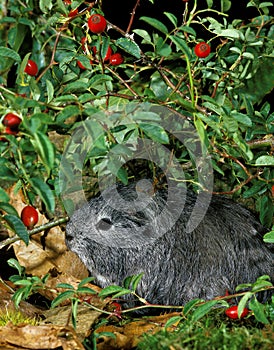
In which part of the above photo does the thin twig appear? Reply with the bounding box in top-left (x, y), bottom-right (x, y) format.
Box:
top-left (106, 66), bottom-right (139, 97)
top-left (126, 0), bottom-right (141, 34)
top-left (0, 216), bottom-right (69, 250)
top-left (212, 147), bottom-right (257, 195)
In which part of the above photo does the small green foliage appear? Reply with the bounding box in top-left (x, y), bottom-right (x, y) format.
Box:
top-left (51, 276), bottom-right (97, 329)
top-left (8, 258), bottom-right (49, 308)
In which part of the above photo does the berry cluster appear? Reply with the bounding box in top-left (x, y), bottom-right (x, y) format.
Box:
top-left (62, 1), bottom-right (124, 69)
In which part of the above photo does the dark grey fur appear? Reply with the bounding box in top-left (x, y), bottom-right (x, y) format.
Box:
top-left (66, 183), bottom-right (273, 310)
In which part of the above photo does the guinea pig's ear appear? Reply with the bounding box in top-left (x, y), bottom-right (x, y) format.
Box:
top-left (96, 218), bottom-right (113, 231)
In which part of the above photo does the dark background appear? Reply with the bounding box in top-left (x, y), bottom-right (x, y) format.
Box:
top-left (102, 0), bottom-right (262, 32)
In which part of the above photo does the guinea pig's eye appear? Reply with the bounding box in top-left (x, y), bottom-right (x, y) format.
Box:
top-left (96, 218), bottom-right (112, 231)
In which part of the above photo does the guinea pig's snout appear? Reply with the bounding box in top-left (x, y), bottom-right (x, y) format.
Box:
top-left (95, 218), bottom-right (112, 231)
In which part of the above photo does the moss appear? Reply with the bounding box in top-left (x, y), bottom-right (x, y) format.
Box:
top-left (0, 310), bottom-right (38, 326)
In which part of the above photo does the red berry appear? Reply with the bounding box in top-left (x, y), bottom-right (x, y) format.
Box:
top-left (5, 127), bottom-right (18, 135)
top-left (194, 42), bottom-right (211, 58)
top-left (68, 8), bottom-right (78, 17)
top-left (225, 305), bottom-right (249, 319)
top-left (21, 206), bottom-right (39, 229)
top-left (77, 60), bottom-right (87, 70)
top-left (63, 0), bottom-right (71, 4)
top-left (109, 53), bottom-right (124, 66)
top-left (2, 113), bottom-right (21, 130)
top-left (77, 59), bottom-right (93, 69)
top-left (24, 59), bottom-right (38, 76)
top-left (104, 46), bottom-right (113, 61)
top-left (88, 14), bottom-right (107, 34)
top-left (81, 36), bottom-right (88, 49)
top-left (92, 46), bottom-right (113, 61)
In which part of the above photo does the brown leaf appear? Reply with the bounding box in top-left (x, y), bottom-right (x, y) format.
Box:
top-left (0, 324), bottom-right (85, 350)
top-left (6, 185), bottom-right (88, 279)
top-left (95, 312), bottom-right (181, 349)
top-left (0, 284), bottom-right (41, 319)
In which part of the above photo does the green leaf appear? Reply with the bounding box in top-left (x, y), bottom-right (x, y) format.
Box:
top-left (183, 299), bottom-right (204, 316)
top-left (259, 196), bottom-right (273, 228)
top-left (255, 156), bottom-right (274, 166)
top-left (231, 111), bottom-right (252, 126)
top-left (63, 79), bottom-right (89, 93)
top-left (31, 131), bottom-right (55, 175)
top-left (233, 133), bottom-right (253, 161)
top-left (56, 283), bottom-right (75, 290)
top-left (169, 35), bottom-right (191, 59)
top-left (177, 26), bottom-right (196, 36)
top-left (164, 12), bottom-right (177, 27)
top-left (249, 298), bottom-right (269, 324)
top-left (12, 23), bottom-right (28, 52)
top-left (56, 105), bottom-right (81, 123)
top-left (194, 117), bottom-right (210, 151)
top-left (8, 258), bottom-right (24, 275)
top-left (54, 95), bottom-right (78, 103)
top-left (264, 231), bottom-right (274, 243)
top-left (46, 79), bottom-right (54, 103)
top-left (0, 46), bottom-right (21, 62)
top-left (89, 74), bottom-right (113, 90)
top-left (217, 29), bottom-right (242, 39)
top-left (132, 29), bottom-right (152, 45)
top-left (235, 56), bottom-right (274, 104)
top-left (51, 290), bottom-right (75, 308)
top-left (139, 123), bottom-right (169, 144)
top-left (242, 182), bottom-right (265, 198)
top-left (164, 315), bottom-right (183, 329)
top-left (259, 2), bottom-right (273, 8)
top-left (238, 292), bottom-right (253, 317)
top-left (4, 215), bottom-right (29, 245)
top-left (77, 287), bottom-right (97, 294)
top-left (123, 273), bottom-right (144, 291)
top-left (221, 0), bottom-right (232, 12)
top-left (116, 38), bottom-right (141, 59)
top-left (140, 16), bottom-right (168, 34)
top-left (132, 111), bottom-right (161, 122)
top-left (242, 52), bottom-right (255, 60)
top-left (78, 277), bottom-right (96, 288)
top-left (191, 300), bottom-right (221, 322)
top-left (0, 202), bottom-right (18, 216)
top-left (107, 160), bottom-right (128, 185)
top-left (263, 231), bottom-right (274, 243)
top-left (156, 42), bottom-right (172, 57)
top-left (98, 285), bottom-right (131, 298)
top-left (39, 0), bottom-right (53, 13)
top-left (30, 177), bottom-right (55, 213)
top-left (0, 188), bottom-right (10, 202)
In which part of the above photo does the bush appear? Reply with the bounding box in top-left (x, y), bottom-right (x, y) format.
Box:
top-left (0, 0), bottom-right (273, 242)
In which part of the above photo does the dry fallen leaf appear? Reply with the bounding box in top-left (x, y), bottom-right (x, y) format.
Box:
top-left (0, 324), bottom-right (85, 350)
top-left (41, 304), bottom-right (102, 341)
top-left (6, 185), bottom-right (88, 280)
top-left (0, 283), bottom-right (41, 320)
top-left (95, 312), bottom-right (181, 350)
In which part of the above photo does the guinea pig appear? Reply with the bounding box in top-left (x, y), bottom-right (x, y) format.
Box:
top-left (66, 182), bottom-right (273, 311)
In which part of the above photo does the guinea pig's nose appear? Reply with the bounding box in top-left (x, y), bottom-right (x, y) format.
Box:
top-left (96, 218), bottom-right (112, 231)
